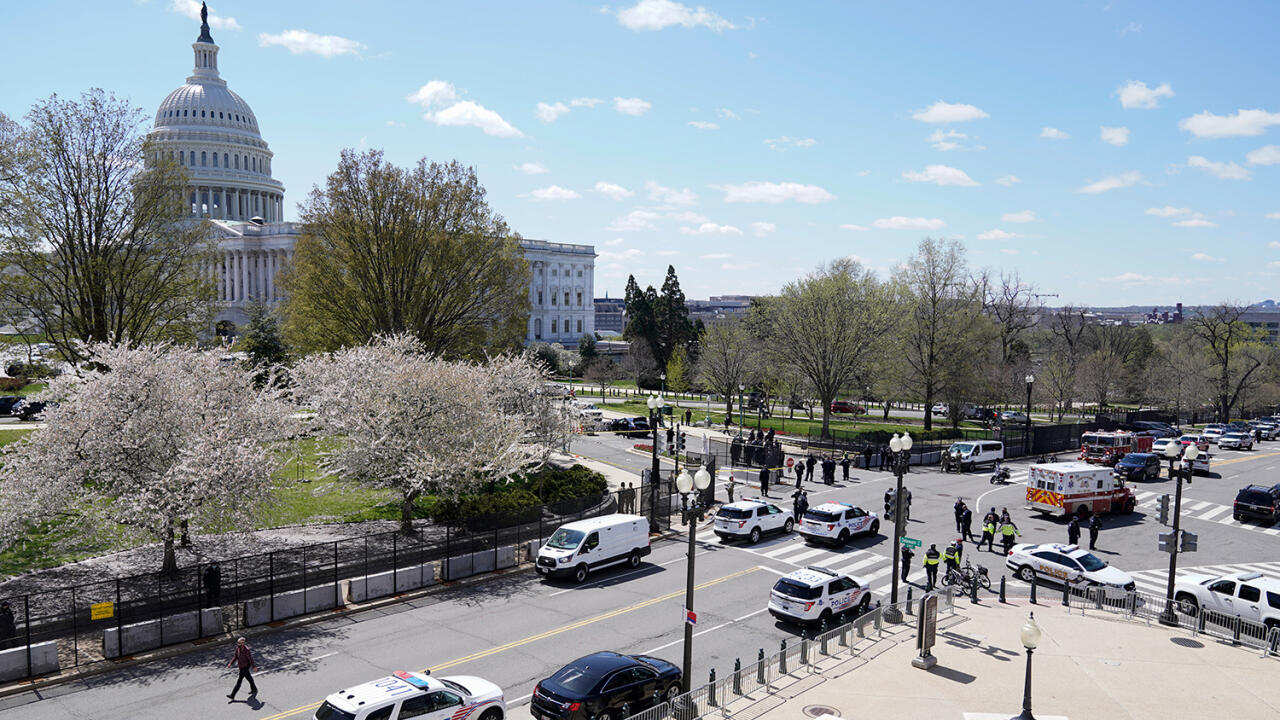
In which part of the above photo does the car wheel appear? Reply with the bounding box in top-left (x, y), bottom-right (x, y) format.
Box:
top-left (1122, 499), bottom-right (1135, 514)
top-left (573, 564), bottom-right (589, 584)
top-left (478, 710), bottom-right (503, 720)
top-left (628, 549), bottom-right (642, 568)
top-left (596, 710), bottom-right (617, 720)
top-left (868, 520), bottom-right (880, 535)
top-left (818, 609), bottom-right (833, 632)
top-left (1176, 593), bottom-right (1199, 617)
top-left (784, 518), bottom-right (795, 534)
top-left (838, 529), bottom-right (850, 546)
top-left (662, 683), bottom-right (682, 704)
top-left (749, 526), bottom-right (762, 544)
top-left (1018, 566), bottom-right (1036, 583)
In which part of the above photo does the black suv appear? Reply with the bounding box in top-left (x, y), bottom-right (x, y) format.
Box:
top-left (1233, 484), bottom-right (1280, 523)
top-left (532, 652), bottom-right (682, 720)
top-left (1113, 452), bottom-right (1161, 481)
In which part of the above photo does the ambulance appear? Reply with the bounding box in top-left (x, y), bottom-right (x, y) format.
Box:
top-left (1024, 461), bottom-right (1136, 518)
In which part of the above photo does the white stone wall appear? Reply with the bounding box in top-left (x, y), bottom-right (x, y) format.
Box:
top-left (522, 240), bottom-right (596, 348)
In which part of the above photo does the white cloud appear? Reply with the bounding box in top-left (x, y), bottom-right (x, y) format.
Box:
top-left (1117, 81), bottom-right (1174, 109)
top-left (839, 224), bottom-right (870, 231)
top-left (600, 248), bottom-right (645, 262)
top-left (1002, 210), bottom-right (1037, 223)
top-left (426, 100), bottom-right (523, 137)
top-left (536, 102), bottom-right (570, 122)
top-left (1100, 126), bottom-right (1130, 146)
top-left (385, 120), bottom-right (405, 128)
top-left (607, 210), bottom-right (661, 232)
top-left (1100, 272), bottom-right (1192, 286)
top-left (688, 120), bottom-right (719, 130)
top-left (1078, 171), bottom-right (1144, 193)
top-left (521, 185), bottom-right (581, 201)
top-left (751, 221), bottom-right (776, 237)
top-left (667, 211), bottom-right (708, 223)
top-left (604, 238), bottom-right (625, 246)
top-left (570, 97), bottom-right (603, 108)
top-left (407, 80), bottom-right (458, 108)
top-left (1179, 109), bottom-right (1280, 138)
top-left (593, 181), bottom-right (634, 200)
top-left (1040, 127), bottom-right (1070, 140)
top-left (171, 0), bottom-right (240, 31)
top-left (1175, 218), bottom-right (1217, 228)
top-left (764, 136), bottom-right (817, 150)
top-left (614, 97), bottom-right (653, 116)
top-left (931, 142), bottom-right (959, 152)
top-left (718, 181), bottom-right (835, 204)
top-left (902, 164), bottom-right (979, 186)
top-left (977, 229), bottom-right (1024, 241)
top-left (1267, 215), bottom-right (1280, 222)
top-left (1187, 155), bottom-right (1251, 180)
top-left (515, 162), bottom-right (549, 175)
top-left (1145, 206), bottom-right (1192, 217)
top-left (681, 223), bottom-right (743, 236)
top-left (928, 129), bottom-right (967, 151)
top-left (717, 108), bottom-right (739, 119)
top-left (872, 216), bottom-right (945, 230)
top-left (912, 101), bottom-right (989, 124)
top-left (258, 29), bottom-right (364, 57)
top-left (645, 181), bottom-right (698, 206)
top-left (1246, 145), bottom-right (1280, 165)
top-left (995, 175), bottom-right (1020, 186)
top-left (616, 0), bottom-right (736, 31)
top-left (1190, 252), bottom-right (1221, 261)
top-left (1119, 22), bottom-right (1143, 37)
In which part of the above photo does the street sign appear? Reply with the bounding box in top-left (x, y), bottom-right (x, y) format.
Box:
top-left (1157, 531), bottom-right (1175, 553)
top-left (786, 457), bottom-right (795, 468)
top-left (900, 536), bottom-right (922, 549)
top-left (912, 593), bottom-right (939, 669)
top-left (684, 608), bottom-right (697, 625)
top-left (90, 602), bottom-right (114, 621)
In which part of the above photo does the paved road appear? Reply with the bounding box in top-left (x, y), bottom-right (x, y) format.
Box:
top-left (3, 440), bottom-right (1276, 720)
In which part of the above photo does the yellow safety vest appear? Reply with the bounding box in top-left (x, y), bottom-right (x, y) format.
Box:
top-left (942, 548), bottom-right (958, 563)
top-left (1001, 524), bottom-right (1019, 537)
top-left (923, 552), bottom-right (940, 566)
top-left (983, 523), bottom-right (996, 535)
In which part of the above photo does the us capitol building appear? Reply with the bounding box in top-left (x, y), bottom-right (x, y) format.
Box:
top-left (150, 7), bottom-right (595, 346)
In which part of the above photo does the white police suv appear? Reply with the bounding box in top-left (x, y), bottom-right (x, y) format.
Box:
top-left (313, 670), bottom-right (505, 720)
top-left (798, 502), bottom-right (879, 546)
top-left (768, 566), bottom-right (872, 630)
top-left (713, 498), bottom-right (793, 544)
top-left (1005, 543), bottom-right (1136, 591)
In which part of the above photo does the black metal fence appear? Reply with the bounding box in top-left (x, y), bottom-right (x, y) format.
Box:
top-left (0, 483), bottom-right (677, 683)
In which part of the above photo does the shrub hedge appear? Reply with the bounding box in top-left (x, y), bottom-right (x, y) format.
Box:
top-left (426, 463), bottom-right (608, 526)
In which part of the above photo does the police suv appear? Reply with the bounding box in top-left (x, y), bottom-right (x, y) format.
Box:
top-left (1005, 543), bottom-right (1136, 591)
top-left (798, 502), bottom-right (879, 546)
top-left (313, 670), bottom-right (505, 720)
top-left (1173, 571), bottom-right (1280, 628)
top-left (767, 565), bottom-right (872, 629)
top-left (713, 498), bottom-right (793, 544)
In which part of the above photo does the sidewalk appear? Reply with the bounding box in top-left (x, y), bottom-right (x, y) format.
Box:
top-left (756, 598), bottom-right (1278, 720)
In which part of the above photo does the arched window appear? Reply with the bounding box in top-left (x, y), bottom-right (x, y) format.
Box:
top-left (179, 151), bottom-right (185, 165)
top-left (201, 151), bottom-right (207, 167)
top-left (534, 319), bottom-right (542, 340)
top-left (201, 110), bottom-right (206, 117)
top-left (223, 153), bottom-right (229, 168)
top-left (212, 153), bottom-right (218, 168)
top-left (234, 155), bottom-right (239, 170)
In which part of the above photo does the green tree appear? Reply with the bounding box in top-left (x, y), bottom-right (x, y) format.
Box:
top-left (235, 301), bottom-right (289, 373)
top-left (577, 333), bottom-right (598, 371)
top-left (697, 321), bottom-right (756, 416)
top-left (280, 149), bottom-right (529, 358)
top-left (622, 267), bottom-right (697, 385)
top-left (1189, 303), bottom-right (1270, 421)
top-left (665, 345), bottom-right (690, 392)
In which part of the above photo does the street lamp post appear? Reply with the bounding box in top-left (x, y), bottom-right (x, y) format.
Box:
top-left (1160, 442), bottom-right (1198, 626)
top-left (883, 432), bottom-right (913, 624)
top-left (737, 383), bottom-right (745, 438)
top-left (647, 394), bottom-right (666, 533)
top-left (1024, 373), bottom-right (1035, 456)
top-left (676, 466), bottom-right (713, 693)
top-left (1014, 612), bottom-right (1042, 720)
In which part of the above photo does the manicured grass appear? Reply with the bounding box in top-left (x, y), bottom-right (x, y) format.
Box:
top-left (0, 428), bottom-right (34, 446)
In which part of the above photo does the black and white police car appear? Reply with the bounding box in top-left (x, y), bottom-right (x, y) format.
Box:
top-left (313, 670), bottom-right (505, 720)
top-left (797, 502), bottom-right (879, 546)
top-left (768, 565), bottom-right (872, 630)
top-left (713, 498), bottom-right (793, 543)
top-left (1005, 543), bottom-right (1136, 591)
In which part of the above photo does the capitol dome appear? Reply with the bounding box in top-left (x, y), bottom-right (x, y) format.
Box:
top-left (147, 8), bottom-right (285, 222)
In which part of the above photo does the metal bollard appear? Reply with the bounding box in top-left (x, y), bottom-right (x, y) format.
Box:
top-left (1233, 616), bottom-right (1242, 645)
top-left (800, 637), bottom-right (809, 665)
top-left (839, 623), bottom-right (848, 647)
top-left (1094, 587), bottom-right (1104, 609)
top-left (733, 658), bottom-right (742, 695)
top-left (621, 703), bottom-right (630, 718)
top-left (757, 649), bottom-right (765, 685)
top-left (1030, 574), bottom-right (1037, 605)
top-left (779, 640), bottom-right (788, 674)
top-left (970, 577), bottom-right (979, 604)
top-left (906, 586), bottom-right (914, 615)
top-left (1062, 580), bottom-right (1070, 607)
top-left (874, 606), bottom-right (883, 636)
top-left (999, 575), bottom-right (1007, 604)
top-left (820, 630), bottom-right (829, 655)
top-left (708, 668), bottom-right (718, 707)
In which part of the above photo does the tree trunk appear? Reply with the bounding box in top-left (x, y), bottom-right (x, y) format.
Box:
top-left (882, 401), bottom-right (890, 421)
top-left (923, 391), bottom-right (934, 431)
top-left (820, 402), bottom-right (832, 440)
top-left (400, 493), bottom-right (418, 535)
top-left (179, 519), bottom-right (191, 547)
top-left (161, 523), bottom-right (179, 577)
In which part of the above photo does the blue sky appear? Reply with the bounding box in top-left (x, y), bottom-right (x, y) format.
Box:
top-left (3, 1), bottom-right (1279, 306)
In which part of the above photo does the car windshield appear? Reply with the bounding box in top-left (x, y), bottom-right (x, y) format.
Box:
top-left (547, 662), bottom-right (608, 696)
top-left (1118, 456), bottom-right (1143, 466)
top-left (1238, 490), bottom-right (1272, 503)
top-left (546, 528), bottom-right (585, 550)
top-left (772, 579), bottom-right (822, 599)
top-left (949, 443), bottom-right (974, 454)
top-left (1076, 553), bottom-right (1107, 572)
top-left (314, 702), bottom-right (358, 720)
top-left (803, 509), bottom-right (842, 522)
top-left (717, 507), bottom-right (753, 520)
top-left (1223, 433), bottom-right (1246, 440)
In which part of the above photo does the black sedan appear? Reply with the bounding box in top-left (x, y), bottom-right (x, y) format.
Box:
top-left (1113, 452), bottom-right (1161, 481)
top-left (531, 652), bottom-right (682, 720)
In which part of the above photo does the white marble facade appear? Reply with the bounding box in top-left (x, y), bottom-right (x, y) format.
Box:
top-left (523, 239), bottom-right (596, 348)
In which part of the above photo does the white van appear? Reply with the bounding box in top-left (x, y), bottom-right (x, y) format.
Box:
top-left (534, 514), bottom-right (651, 583)
top-left (944, 440), bottom-right (1005, 472)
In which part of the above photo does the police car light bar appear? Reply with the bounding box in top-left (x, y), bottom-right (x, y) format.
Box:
top-left (393, 671), bottom-right (432, 688)
top-left (806, 565), bottom-right (839, 576)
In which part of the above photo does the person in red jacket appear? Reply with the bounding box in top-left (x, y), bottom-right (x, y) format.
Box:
top-left (226, 637), bottom-right (258, 700)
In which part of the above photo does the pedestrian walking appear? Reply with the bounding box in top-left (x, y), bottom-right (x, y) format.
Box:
top-left (980, 518), bottom-right (996, 552)
top-left (923, 544), bottom-right (941, 590)
top-left (1088, 514), bottom-right (1102, 550)
top-left (840, 454), bottom-right (850, 482)
top-left (961, 505), bottom-right (974, 542)
top-left (685, 409), bottom-right (692, 425)
top-left (791, 489), bottom-right (809, 522)
top-left (1000, 507), bottom-right (1011, 525)
top-left (999, 518), bottom-right (1021, 555)
top-left (1067, 515), bottom-right (1080, 546)
top-left (953, 499), bottom-right (966, 534)
top-left (759, 467), bottom-right (771, 497)
top-left (983, 508), bottom-right (998, 527)
top-left (900, 545), bottom-right (915, 583)
top-left (203, 563), bottom-right (222, 608)
top-left (226, 637), bottom-right (258, 700)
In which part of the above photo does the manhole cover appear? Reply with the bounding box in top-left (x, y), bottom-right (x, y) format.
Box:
top-left (802, 705), bottom-right (841, 718)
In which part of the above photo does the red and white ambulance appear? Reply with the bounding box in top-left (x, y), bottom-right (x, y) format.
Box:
top-left (1078, 430), bottom-right (1153, 466)
top-left (1025, 461), bottom-right (1137, 518)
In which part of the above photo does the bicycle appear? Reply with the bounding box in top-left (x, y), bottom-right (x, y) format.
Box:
top-left (943, 560), bottom-right (990, 592)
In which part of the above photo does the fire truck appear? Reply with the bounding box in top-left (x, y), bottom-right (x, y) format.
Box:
top-left (1077, 430), bottom-right (1153, 466)
top-left (1025, 461), bottom-right (1137, 518)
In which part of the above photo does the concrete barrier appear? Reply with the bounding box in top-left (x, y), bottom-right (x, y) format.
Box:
top-left (0, 640), bottom-right (59, 681)
top-left (496, 545), bottom-right (517, 570)
top-left (443, 554), bottom-right (475, 581)
top-left (336, 564), bottom-right (438, 604)
top-left (526, 540), bottom-right (540, 562)
top-left (244, 584), bottom-right (339, 627)
top-left (472, 549), bottom-right (496, 574)
top-left (102, 608), bottom-right (224, 658)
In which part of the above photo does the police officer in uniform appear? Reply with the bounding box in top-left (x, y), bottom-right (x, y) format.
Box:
top-left (901, 544), bottom-right (915, 583)
top-left (999, 517), bottom-right (1021, 555)
top-left (1088, 513), bottom-right (1102, 549)
top-left (981, 518), bottom-right (996, 552)
top-left (923, 544), bottom-right (941, 590)
top-left (791, 488), bottom-right (809, 522)
top-left (759, 466), bottom-right (771, 498)
top-left (1067, 515), bottom-right (1081, 546)
top-left (942, 542), bottom-right (960, 580)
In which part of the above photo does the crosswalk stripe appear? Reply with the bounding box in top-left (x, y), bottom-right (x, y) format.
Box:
top-left (1185, 500), bottom-right (1211, 512)
top-left (860, 566), bottom-right (894, 583)
top-left (1135, 491), bottom-right (1157, 501)
top-left (760, 542), bottom-right (807, 558)
top-left (833, 556), bottom-right (882, 575)
top-left (1217, 513), bottom-right (1242, 525)
top-left (1196, 506), bottom-right (1230, 521)
top-left (772, 547), bottom-right (829, 564)
top-left (1264, 526), bottom-right (1280, 536)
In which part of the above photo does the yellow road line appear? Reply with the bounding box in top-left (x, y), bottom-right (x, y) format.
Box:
top-left (259, 566), bottom-right (759, 720)
top-left (1207, 450), bottom-right (1280, 468)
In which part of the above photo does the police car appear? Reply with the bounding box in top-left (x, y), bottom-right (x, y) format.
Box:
top-left (768, 565), bottom-right (872, 629)
top-left (1005, 543), bottom-right (1136, 591)
top-left (713, 498), bottom-right (793, 544)
top-left (797, 502), bottom-right (879, 546)
top-left (313, 670), bottom-right (505, 720)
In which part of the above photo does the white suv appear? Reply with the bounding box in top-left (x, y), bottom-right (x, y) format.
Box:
top-left (798, 502), bottom-right (879, 546)
top-left (768, 565), bottom-right (872, 629)
top-left (1174, 571), bottom-right (1280, 630)
top-left (713, 499), bottom-right (793, 544)
top-left (1218, 432), bottom-right (1254, 450)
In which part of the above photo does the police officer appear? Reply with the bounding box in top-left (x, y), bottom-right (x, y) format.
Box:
top-left (730, 436), bottom-right (742, 466)
top-left (840, 454), bottom-right (851, 482)
top-left (1088, 513), bottom-right (1102, 550)
top-left (942, 542), bottom-right (960, 578)
top-left (923, 544), bottom-right (941, 590)
top-left (791, 488), bottom-right (809, 522)
top-left (953, 499), bottom-right (966, 534)
top-left (981, 518), bottom-right (996, 552)
top-left (1000, 517), bottom-right (1021, 555)
top-left (805, 453), bottom-right (818, 482)
top-left (726, 473), bottom-right (738, 503)
top-left (901, 544), bottom-right (915, 583)
top-left (1067, 515), bottom-right (1081, 546)
top-left (759, 466), bottom-right (771, 498)
top-left (961, 505), bottom-right (974, 542)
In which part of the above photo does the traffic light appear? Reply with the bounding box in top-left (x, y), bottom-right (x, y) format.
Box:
top-left (1157, 494), bottom-right (1171, 525)
top-left (1157, 531), bottom-right (1175, 553)
top-left (1180, 530), bottom-right (1198, 553)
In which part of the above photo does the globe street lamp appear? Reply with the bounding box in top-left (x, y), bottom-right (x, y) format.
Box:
top-left (646, 393), bottom-right (665, 533)
top-left (1024, 373), bottom-right (1035, 456)
top-left (1160, 442), bottom-right (1198, 626)
top-left (675, 465), bottom-right (713, 692)
top-left (883, 431), bottom-right (913, 623)
top-left (1014, 612), bottom-right (1042, 720)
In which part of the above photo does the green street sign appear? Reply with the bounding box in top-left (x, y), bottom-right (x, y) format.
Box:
top-left (900, 537), bottom-right (922, 549)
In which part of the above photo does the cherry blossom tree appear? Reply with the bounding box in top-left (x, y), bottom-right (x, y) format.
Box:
top-left (292, 335), bottom-right (558, 534)
top-left (0, 343), bottom-right (290, 575)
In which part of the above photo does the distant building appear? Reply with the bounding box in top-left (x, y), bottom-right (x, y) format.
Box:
top-left (1241, 309), bottom-right (1280, 344)
top-left (594, 296), bottom-right (626, 335)
top-left (525, 239), bottom-right (596, 348)
top-left (686, 295), bottom-right (756, 325)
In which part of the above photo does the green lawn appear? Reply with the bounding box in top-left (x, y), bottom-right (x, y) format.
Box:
top-left (0, 428), bottom-right (34, 446)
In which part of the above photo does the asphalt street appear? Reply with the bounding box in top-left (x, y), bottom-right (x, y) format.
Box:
top-left (2, 437), bottom-right (1277, 720)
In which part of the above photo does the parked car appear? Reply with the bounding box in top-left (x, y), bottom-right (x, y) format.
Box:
top-left (1177, 434), bottom-right (1210, 451)
top-left (1248, 421), bottom-right (1278, 440)
top-left (1200, 427), bottom-right (1226, 445)
top-left (1174, 571), bottom-right (1280, 630)
top-left (1150, 438), bottom-right (1180, 457)
top-left (1218, 432), bottom-right (1254, 450)
top-left (535, 514), bottom-right (651, 584)
top-left (964, 406), bottom-right (995, 421)
top-left (931, 403), bottom-right (949, 416)
top-left (1113, 452), bottom-right (1161, 482)
top-left (313, 670), bottom-right (505, 720)
top-left (1130, 421), bottom-right (1179, 437)
top-left (714, 499), bottom-right (793, 544)
top-left (768, 566), bottom-right (872, 629)
top-left (1005, 542), bottom-right (1136, 590)
top-left (12, 399), bottom-right (47, 421)
top-left (1000, 410), bottom-right (1029, 424)
top-left (0, 396), bottom-right (23, 416)
top-left (829, 401), bottom-right (865, 414)
top-left (1233, 484), bottom-right (1280, 523)
top-left (942, 441), bottom-right (1005, 472)
top-left (532, 652), bottom-right (681, 720)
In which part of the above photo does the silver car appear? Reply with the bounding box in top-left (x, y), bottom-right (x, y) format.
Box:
top-left (1218, 432), bottom-right (1254, 450)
